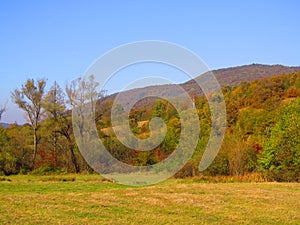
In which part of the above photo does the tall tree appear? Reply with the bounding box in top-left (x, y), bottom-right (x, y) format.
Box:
top-left (43, 81), bottom-right (66, 167)
top-left (66, 75), bottom-right (104, 172)
top-left (44, 81), bottom-right (81, 173)
top-left (11, 78), bottom-right (46, 169)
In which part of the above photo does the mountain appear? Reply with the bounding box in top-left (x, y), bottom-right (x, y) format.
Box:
top-left (192, 63), bottom-right (300, 86)
top-left (0, 123), bottom-right (10, 128)
top-left (102, 64), bottom-right (300, 110)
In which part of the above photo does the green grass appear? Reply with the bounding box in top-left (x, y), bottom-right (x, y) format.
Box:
top-left (0, 175), bottom-right (299, 224)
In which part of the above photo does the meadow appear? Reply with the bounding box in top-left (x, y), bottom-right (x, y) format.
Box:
top-left (0, 174), bottom-right (299, 224)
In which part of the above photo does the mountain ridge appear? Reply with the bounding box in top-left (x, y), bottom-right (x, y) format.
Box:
top-left (102, 64), bottom-right (300, 110)
top-left (198, 63), bottom-right (300, 87)
top-left (0, 122), bottom-right (10, 128)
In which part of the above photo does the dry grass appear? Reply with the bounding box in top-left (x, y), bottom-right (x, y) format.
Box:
top-left (0, 175), bottom-right (299, 224)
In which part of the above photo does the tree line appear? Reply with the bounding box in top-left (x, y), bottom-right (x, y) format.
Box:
top-left (0, 75), bottom-right (102, 174)
top-left (0, 72), bottom-right (299, 181)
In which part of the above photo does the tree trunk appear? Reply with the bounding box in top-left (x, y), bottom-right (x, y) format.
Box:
top-left (32, 128), bottom-right (37, 170)
top-left (61, 130), bottom-right (80, 173)
top-left (70, 145), bottom-right (80, 173)
top-left (53, 134), bottom-right (58, 167)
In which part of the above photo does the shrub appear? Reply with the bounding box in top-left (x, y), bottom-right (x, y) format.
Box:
top-left (31, 166), bottom-right (65, 175)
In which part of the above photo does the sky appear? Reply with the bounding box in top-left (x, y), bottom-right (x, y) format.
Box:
top-left (0, 0), bottom-right (299, 124)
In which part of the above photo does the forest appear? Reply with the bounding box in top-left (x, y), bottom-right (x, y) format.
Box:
top-left (0, 70), bottom-right (299, 182)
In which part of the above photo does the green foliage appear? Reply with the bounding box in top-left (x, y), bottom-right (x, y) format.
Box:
top-left (31, 165), bottom-right (65, 175)
top-left (0, 125), bottom-right (33, 175)
top-left (159, 117), bottom-right (180, 154)
top-left (236, 108), bottom-right (276, 138)
top-left (11, 78), bottom-right (46, 170)
top-left (259, 98), bottom-right (300, 181)
top-left (0, 127), bottom-right (15, 175)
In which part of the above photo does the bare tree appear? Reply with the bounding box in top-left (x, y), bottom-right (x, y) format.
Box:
top-left (66, 74), bottom-right (103, 132)
top-left (11, 78), bottom-right (46, 169)
top-left (0, 101), bottom-right (7, 121)
top-left (65, 75), bottom-right (104, 172)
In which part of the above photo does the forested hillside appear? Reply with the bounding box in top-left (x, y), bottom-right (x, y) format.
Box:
top-left (105, 64), bottom-right (300, 108)
top-left (0, 67), bottom-right (299, 181)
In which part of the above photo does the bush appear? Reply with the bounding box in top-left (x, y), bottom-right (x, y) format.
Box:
top-left (174, 161), bottom-right (199, 178)
top-left (19, 168), bottom-right (28, 175)
top-left (31, 166), bottom-right (65, 175)
top-left (265, 169), bottom-right (300, 182)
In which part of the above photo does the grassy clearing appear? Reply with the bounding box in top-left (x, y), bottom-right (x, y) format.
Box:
top-left (0, 175), bottom-right (299, 224)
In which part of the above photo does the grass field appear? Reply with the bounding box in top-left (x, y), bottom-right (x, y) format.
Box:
top-left (0, 174), bottom-right (299, 224)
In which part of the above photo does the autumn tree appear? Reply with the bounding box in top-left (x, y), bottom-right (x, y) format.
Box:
top-left (44, 80), bottom-right (82, 173)
top-left (0, 126), bottom-right (14, 175)
top-left (11, 78), bottom-right (46, 169)
top-left (43, 81), bottom-right (66, 167)
top-left (5, 124), bottom-right (32, 173)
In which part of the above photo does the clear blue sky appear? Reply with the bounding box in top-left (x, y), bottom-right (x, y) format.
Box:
top-left (1, 0), bottom-right (299, 124)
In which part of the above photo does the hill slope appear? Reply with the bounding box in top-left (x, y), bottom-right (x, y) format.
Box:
top-left (103, 64), bottom-right (300, 110)
top-left (0, 123), bottom-right (10, 128)
top-left (194, 63), bottom-right (300, 87)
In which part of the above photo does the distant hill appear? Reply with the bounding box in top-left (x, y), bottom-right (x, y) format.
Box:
top-left (102, 64), bottom-right (300, 110)
top-left (181, 64), bottom-right (300, 96)
top-left (0, 123), bottom-right (10, 128)
top-left (192, 63), bottom-right (300, 87)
